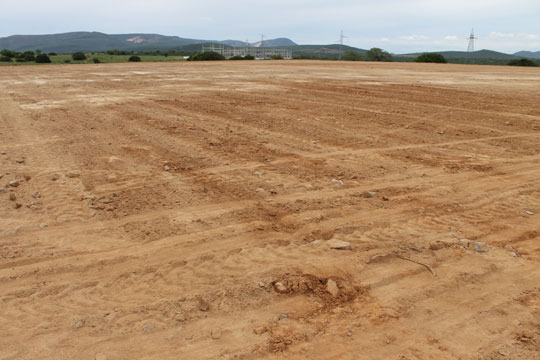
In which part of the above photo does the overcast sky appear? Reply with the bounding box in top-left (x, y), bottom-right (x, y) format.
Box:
top-left (2, 0), bottom-right (539, 53)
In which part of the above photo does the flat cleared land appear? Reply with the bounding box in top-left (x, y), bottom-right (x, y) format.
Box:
top-left (1, 61), bottom-right (540, 359)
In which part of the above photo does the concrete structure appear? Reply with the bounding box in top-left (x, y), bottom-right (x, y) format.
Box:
top-left (202, 44), bottom-right (292, 60)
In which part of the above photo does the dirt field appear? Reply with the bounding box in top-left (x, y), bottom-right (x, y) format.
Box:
top-left (1, 60), bottom-right (540, 359)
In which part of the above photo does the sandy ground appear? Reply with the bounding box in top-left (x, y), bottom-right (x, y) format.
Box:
top-left (1, 60), bottom-right (540, 360)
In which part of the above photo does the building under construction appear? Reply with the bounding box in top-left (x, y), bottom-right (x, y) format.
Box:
top-left (202, 44), bottom-right (292, 60)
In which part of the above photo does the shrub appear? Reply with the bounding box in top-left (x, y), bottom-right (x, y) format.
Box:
top-left (128, 55), bottom-right (141, 62)
top-left (35, 54), bottom-right (51, 63)
top-left (508, 58), bottom-right (537, 67)
top-left (366, 48), bottom-right (393, 62)
top-left (189, 51), bottom-right (225, 61)
top-left (0, 55), bottom-right (13, 62)
top-left (270, 55), bottom-right (284, 60)
top-left (244, 54), bottom-right (255, 60)
top-left (64, 59), bottom-right (71, 64)
top-left (72, 52), bottom-right (86, 61)
top-left (341, 51), bottom-right (363, 61)
top-left (414, 53), bottom-right (447, 63)
top-left (229, 55), bottom-right (245, 60)
top-left (23, 52), bottom-right (36, 62)
top-left (93, 58), bottom-right (101, 63)
top-left (48, 52), bottom-right (57, 56)
top-left (1, 49), bottom-right (16, 58)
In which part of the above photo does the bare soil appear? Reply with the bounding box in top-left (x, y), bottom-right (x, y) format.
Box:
top-left (1, 60), bottom-right (540, 360)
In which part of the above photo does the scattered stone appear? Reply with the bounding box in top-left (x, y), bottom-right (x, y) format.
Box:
top-left (326, 279), bottom-right (339, 297)
top-left (331, 179), bottom-right (344, 185)
top-left (49, 174), bottom-right (60, 181)
top-left (15, 158), bottom-right (25, 164)
top-left (32, 192), bottom-right (41, 199)
top-left (24, 174), bottom-right (31, 182)
top-left (254, 326), bottom-right (267, 335)
top-left (210, 328), bottom-right (222, 339)
top-left (198, 298), bottom-right (210, 312)
top-left (39, 223), bottom-right (48, 229)
top-left (177, 296), bottom-right (186, 302)
top-left (143, 323), bottom-right (156, 333)
top-left (347, 331), bottom-right (353, 337)
top-left (439, 130), bottom-right (445, 135)
top-left (9, 193), bottom-right (16, 201)
top-left (505, 121), bottom-right (511, 125)
top-left (174, 313), bottom-right (186, 322)
top-left (511, 252), bottom-right (519, 258)
top-left (382, 196), bottom-right (389, 201)
top-left (0, 188), bottom-right (6, 193)
top-left (274, 282), bottom-right (288, 294)
top-left (163, 165), bottom-right (171, 171)
top-left (8, 180), bottom-right (20, 187)
top-left (327, 238), bottom-right (352, 250)
top-left (474, 241), bottom-right (489, 253)
top-left (14, 203), bottom-right (22, 209)
top-left (278, 314), bottom-right (288, 320)
top-left (525, 210), bottom-right (534, 216)
top-left (66, 171), bottom-right (80, 178)
top-left (362, 191), bottom-right (377, 198)
top-left (504, 244), bottom-right (514, 251)
top-left (74, 320), bottom-right (84, 329)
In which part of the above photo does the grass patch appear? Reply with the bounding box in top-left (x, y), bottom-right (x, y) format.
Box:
top-left (0, 53), bottom-right (188, 66)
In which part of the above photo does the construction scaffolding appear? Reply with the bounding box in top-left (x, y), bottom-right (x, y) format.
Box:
top-left (202, 44), bottom-right (292, 60)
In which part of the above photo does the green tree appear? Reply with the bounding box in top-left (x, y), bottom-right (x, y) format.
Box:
top-left (128, 55), bottom-right (141, 62)
top-left (341, 51), bottom-right (363, 61)
top-left (508, 58), bottom-right (537, 67)
top-left (0, 55), bottom-right (13, 62)
top-left (366, 48), bottom-right (392, 62)
top-left (72, 52), bottom-right (86, 61)
top-left (188, 51), bottom-right (225, 61)
top-left (35, 54), bottom-right (51, 63)
top-left (414, 53), bottom-right (447, 63)
top-left (1, 49), bottom-right (16, 58)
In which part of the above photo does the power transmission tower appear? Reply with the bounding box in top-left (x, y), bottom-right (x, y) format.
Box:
top-left (339, 30), bottom-right (347, 55)
top-left (467, 28), bottom-right (477, 52)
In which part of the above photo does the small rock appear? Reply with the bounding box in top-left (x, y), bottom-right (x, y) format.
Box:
top-left (163, 165), bottom-right (171, 171)
top-left (198, 298), bottom-right (210, 312)
top-left (211, 328), bottom-right (222, 339)
top-left (174, 313), bottom-right (186, 322)
top-left (9, 193), bottom-right (16, 201)
top-left (274, 282), bottom-right (288, 294)
top-left (525, 210), bottom-right (534, 216)
top-left (66, 171), bottom-right (80, 178)
top-left (49, 174), bottom-right (60, 181)
top-left (511, 252), bottom-right (519, 258)
top-left (278, 313), bottom-right (288, 320)
top-left (326, 279), bottom-right (339, 297)
top-left (504, 244), bottom-right (514, 251)
top-left (14, 203), bottom-right (22, 209)
top-left (74, 320), bottom-right (84, 329)
top-left (362, 191), bottom-right (377, 198)
top-left (143, 323), bottom-right (156, 333)
top-left (254, 326), bottom-right (267, 335)
top-left (474, 241), bottom-right (489, 253)
top-left (327, 238), bottom-right (352, 250)
top-left (439, 130), bottom-right (445, 135)
top-left (382, 196), bottom-right (389, 201)
top-left (32, 192), bottom-right (41, 199)
top-left (331, 179), bottom-right (344, 185)
top-left (505, 121), bottom-right (511, 125)
top-left (8, 180), bottom-right (20, 187)
top-left (177, 296), bottom-right (186, 302)
top-left (347, 331), bottom-right (353, 337)
top-left (15, 158), bottom-right (25, 164)
top-left (39, 223), bottom-right (48, 229)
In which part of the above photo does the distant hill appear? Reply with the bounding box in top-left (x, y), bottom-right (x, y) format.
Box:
top-left (513, 51), bottom-right (540, 59)
top-left (291, 44), bottom-right (367, 59)
top-left (0, 31), bottom-right (296, 53)
top-left (220, 38), bottom-right (296, 48)
top-left (403, 49), bottom-right (519, 61)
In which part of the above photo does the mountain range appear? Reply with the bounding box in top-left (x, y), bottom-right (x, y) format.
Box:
top-left (0, 32), bottom-right (296, 53)
top-left (0, 32), bottom-right (538, 61)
